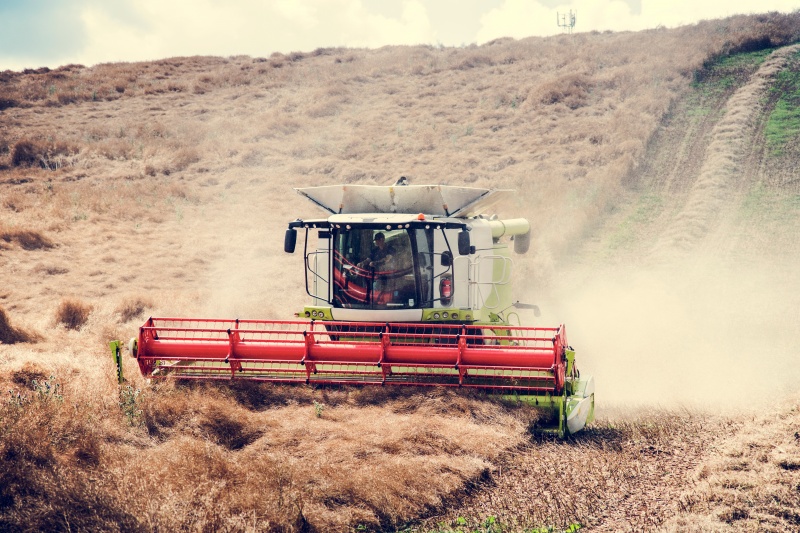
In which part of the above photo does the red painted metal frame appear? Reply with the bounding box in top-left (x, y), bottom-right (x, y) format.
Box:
top-left (136, 318), bottom-right (567, 393)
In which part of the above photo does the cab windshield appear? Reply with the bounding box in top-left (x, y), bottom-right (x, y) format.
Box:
top-left (332, 227), bottom-right (433, 309)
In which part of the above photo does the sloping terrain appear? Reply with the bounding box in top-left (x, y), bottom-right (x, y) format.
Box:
top-left (417, 41), bottom-right (800, 533)
top-left (1, 12), bottom-right (799, 532)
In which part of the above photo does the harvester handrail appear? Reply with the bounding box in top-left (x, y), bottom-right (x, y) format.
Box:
top-left (469, 254), bottom-right (513, 310)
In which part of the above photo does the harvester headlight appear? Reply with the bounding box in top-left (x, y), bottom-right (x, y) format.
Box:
top-left (442, 312), bottom-right (449, 318)
top-left (452, 313), bottom-right (458, 320)
top-left (311, 310), bottom-right (318, 317)
top-left (305, 311), bottom-right (311, 317)
top-left (433, 312), bottom-right (440, 319)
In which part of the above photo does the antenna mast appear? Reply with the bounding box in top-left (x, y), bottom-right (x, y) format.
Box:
top-left (557, 10), bottom-right (577, 34)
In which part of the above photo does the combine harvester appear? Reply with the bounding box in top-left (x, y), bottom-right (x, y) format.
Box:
top-left (119, 182), bottom-right (594, 436)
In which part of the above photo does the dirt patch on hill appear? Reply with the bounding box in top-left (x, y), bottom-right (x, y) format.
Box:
top-left (0, 307), bottom-right (39, 344)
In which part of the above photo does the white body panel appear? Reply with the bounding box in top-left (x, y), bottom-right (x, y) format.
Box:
top-left (567, 396), bottom-right (594, 434)
top-left (451, 254), bottom-right (470, 309)
top-left (566, 376), bottom-right (595, 434)
top-left (331, 308), bottom-right (424, 322)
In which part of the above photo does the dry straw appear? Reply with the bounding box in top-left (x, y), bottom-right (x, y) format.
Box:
top-left (0, 307), bottom-right (39, 344)
top-left (55, 299), bottom-right (92, 330)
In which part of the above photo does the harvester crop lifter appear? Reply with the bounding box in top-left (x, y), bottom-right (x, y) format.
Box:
top-left (124, 183), bottom-right (595, 436)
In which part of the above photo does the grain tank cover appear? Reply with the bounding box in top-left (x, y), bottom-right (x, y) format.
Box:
top-left (295, 184), bottom-right (512, 218)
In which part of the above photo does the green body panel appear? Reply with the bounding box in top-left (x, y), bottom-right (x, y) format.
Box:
top-left (565, 349), bottom-right (575, 382)
top-left (109, 340), bottom-right (124, 384)
top-left (301, 306), bottom-right (334, 320)
top-left (420, 308), bottom-right (475, 322)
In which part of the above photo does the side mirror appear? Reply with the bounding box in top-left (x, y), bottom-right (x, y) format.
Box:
top-left (440, 251), bottom-right (452, 267)
top-left (284, 228), bottom-right (297, 253)
top-left (457, 230), bottom-right (471, 256)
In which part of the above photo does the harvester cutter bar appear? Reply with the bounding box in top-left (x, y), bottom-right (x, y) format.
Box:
top-left (136, 318), bottom-right (567, 393)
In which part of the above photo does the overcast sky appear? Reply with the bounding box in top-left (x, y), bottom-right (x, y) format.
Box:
top-left (1, 0), bottom-right (798, 71)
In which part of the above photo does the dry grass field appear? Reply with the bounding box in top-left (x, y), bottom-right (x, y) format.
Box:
top-left (1, 12), bottom-right (799, 532)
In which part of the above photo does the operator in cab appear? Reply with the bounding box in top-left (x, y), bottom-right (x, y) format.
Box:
top-left (358, 232), bottom-right (396, 295)
top-left (360, 232), bottom-right (394, 269)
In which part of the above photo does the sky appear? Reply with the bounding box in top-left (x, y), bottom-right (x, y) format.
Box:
top-left (0, 0), bottom-right (798, 71)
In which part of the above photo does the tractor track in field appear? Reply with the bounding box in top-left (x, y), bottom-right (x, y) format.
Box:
top-left (648, 45), bottom-right (799, 261)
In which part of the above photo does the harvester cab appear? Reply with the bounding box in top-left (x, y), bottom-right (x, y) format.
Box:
top-left (123, 183), bottom-right (595, 437)
top-left (284, 184), bottom-right (531, 325)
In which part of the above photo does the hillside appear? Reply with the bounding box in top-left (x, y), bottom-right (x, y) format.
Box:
top-left (1, 12), bottom-right (799, 532)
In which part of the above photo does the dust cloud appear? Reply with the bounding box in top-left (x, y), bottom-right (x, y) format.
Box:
top-left (519, 44), bottom-right (800, 412)
top-left (530, 253), bottom-right (800, 410)
top-left (195, 176), bottom-right (310, 320)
